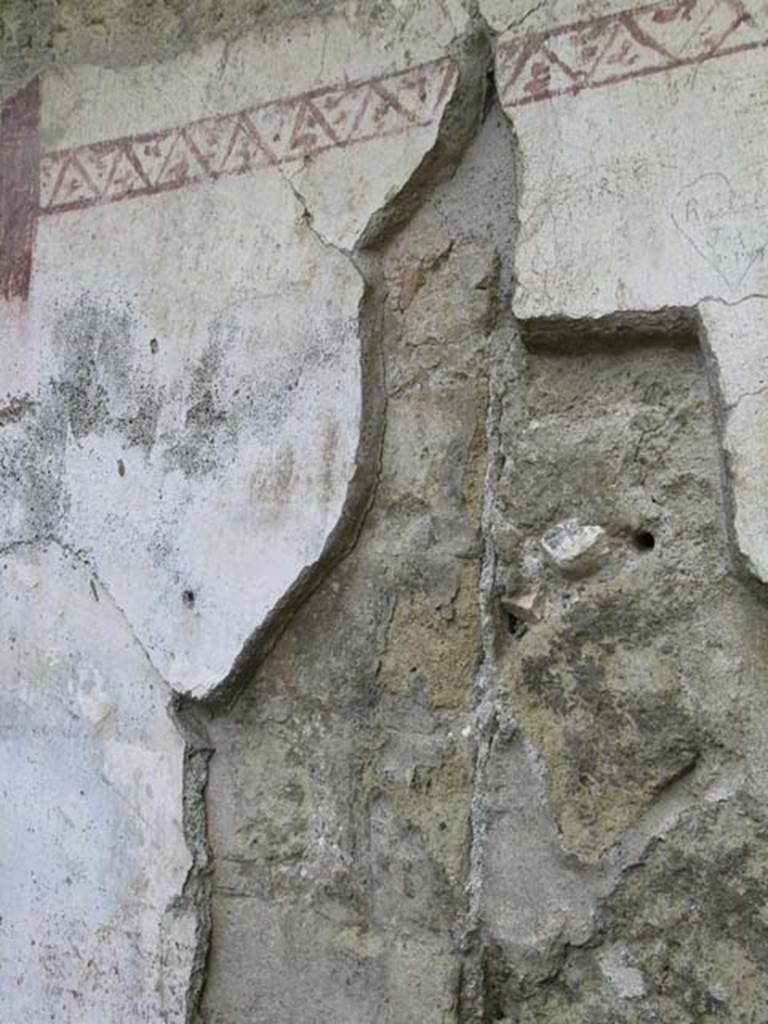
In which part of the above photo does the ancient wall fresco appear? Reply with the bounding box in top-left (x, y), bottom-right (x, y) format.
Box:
top-left (2, 2), bottom-right (768, 1021)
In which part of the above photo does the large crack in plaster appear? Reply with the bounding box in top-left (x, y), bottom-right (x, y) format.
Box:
top-left (179, 28), bottom-right (492, 1020)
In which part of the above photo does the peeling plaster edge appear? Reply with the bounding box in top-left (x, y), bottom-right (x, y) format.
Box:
top-left (694, 306), bottom-right (768, 593)
top-left (0, 532), bottom-right (204, 1022)
top-left (183, 21), bottom-right (491, 717)
top-left (169, 702), bottom-right (214, 1024)
top-left (170, 30), bottom-right (494, 1021)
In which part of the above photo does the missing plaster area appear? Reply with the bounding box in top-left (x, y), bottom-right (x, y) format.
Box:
top-left (512, 307), bottom-right (704, 568)
top-left (483, 305), bottom-right (768, 1020)
top-left (519, 307), bottom-right (700, 350)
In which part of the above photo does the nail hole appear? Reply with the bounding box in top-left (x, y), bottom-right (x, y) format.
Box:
top-left (117, 458), bottom-right (125, 477)
top-left (149, 338), bottom-right (159, 354)
top-left (182, 589), bottom-right (195, 607)
top-left (634, 530), bottom-right (656, 551)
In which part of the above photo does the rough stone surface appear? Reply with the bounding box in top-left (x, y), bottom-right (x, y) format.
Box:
top-left (4, 2), bottom-right (768, 1022)
top-left (201, 111), bottom-right (514, 1021)
top-left (505, 795), bottom-right (768, 1023)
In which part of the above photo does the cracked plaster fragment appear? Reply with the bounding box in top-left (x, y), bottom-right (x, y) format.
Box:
top-left (699, 297), bottom-right (768, 583)
top-left (0, 542), bottom-right (193, 1024)
top-left (2, 0), bottom-right (476, 698)
top-left (0, 6), bottom-right (485, 1022)
top-left (492, 0), bottom-right (768, 319)
top-left (201, 122), bottom-right (508, 1016)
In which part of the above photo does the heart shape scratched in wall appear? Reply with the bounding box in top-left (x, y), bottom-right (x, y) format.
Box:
top-left (671, 173), bottom-right (768, 289)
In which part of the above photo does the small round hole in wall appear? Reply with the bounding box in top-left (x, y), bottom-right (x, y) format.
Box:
top-left (633, 530), bottom-right (656, 551)
top-left (182, 589), bottom-right (195, 607)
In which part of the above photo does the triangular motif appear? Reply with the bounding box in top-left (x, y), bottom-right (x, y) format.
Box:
top-left (496, 41), bottom-right (534, 103)
top-left (78, 143), bottom-right (121, 198)
top-left (103, 145), bottom-right (148, 201)
top-left (669, 0), bottom-right (749, 58)
top-left (595, 17), bottom-right (674, 78)
top-left (247, 101), bottom-right (297, 164)
top-left (39, 152), bottom-right (68, 209)
top-left (284, 98), bottom-right (339, 160)
top-left (544, 20), bottom-right (620, 85)
top-left (347, 84), bottom-right (411, 143)
top-left (132, 129), bottom-right (178, 187)
top-left (154, 129), bottom-right (209, 188)
top-left (49, 153), bottom-right (99, 208)
top-left (186, 116), bottom-right (243, 176)
top-left (630, 0), bottom-right (745, 61)
top-left (312, 83), bottom-right (370, 145)
top-left (218, 115), bottom-right (275, 176)
top-left (514, 44), bottom-right (587, 101)
top-left (394, 59), bottom-right (457, 119)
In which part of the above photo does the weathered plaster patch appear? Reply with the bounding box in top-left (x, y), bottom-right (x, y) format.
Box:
top-left (378, 562), bottom-right (482, 711)
top-left (0, 542), bottom-right (194, 1024)
top-left (373, 744), bottom-right (474, 888)
top-left (0, 3), bottom-right (480, 699)
top-left (516, 795), bottom-right (768, 1022)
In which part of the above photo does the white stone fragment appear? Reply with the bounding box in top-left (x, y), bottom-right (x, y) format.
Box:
top-left (597, 944), bottom-right (646, 1000)
top-left (540, 519), bottom-right (607, 574)
top-left (500, 588), bottom-right (543, 623)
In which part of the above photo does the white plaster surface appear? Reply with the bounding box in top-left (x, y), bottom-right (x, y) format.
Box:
top-left (700, 298), bottom-right (768, 580)
top-left (3, 8), bottom-right (467, 699)
top-left (0, 543), bottom-right (193, 1024)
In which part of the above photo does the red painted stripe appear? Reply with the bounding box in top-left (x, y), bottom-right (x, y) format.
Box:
top-left (38, 57), bottom-right (458, 217)
top-left (0, 78), bottom-right (41, 303)
top-left (497, 0), bottom-right (765, 107)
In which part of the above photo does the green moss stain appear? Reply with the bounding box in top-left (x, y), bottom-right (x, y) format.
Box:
top-left (367, 745), bottom-right (474, 888)
top-left (502, 595), bottom-right (700, 860)
top-left (378, 562), bottom-right (481, 712)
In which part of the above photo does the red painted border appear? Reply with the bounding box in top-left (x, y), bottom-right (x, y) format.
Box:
top-left (0, 79), bottom-right (40, 302)
top-left (497, 0), bottom-right (766, 107)
top-left (39, 57), bottom-right (458, 217)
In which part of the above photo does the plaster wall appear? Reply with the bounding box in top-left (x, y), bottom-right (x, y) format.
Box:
top-left (2, 1), bottom-right (768, 1021)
